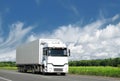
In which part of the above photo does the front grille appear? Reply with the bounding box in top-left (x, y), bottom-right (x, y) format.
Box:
top-left (54, 68), bottom-right (63, 71)
top-left (53, 65), bottom-right (64, 67)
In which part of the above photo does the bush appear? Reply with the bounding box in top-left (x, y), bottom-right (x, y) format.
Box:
top-left (69, 57), bottom-right (120, 67)
top-left (117, 64), bottom-right (120, 68)
top-left (0, 61), bottom-right (16, 67)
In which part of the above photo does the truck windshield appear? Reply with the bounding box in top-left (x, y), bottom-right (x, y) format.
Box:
top-left (48, 48), bottom-right (67, 56)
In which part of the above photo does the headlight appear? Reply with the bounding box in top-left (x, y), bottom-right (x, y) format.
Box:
top-left (64, 64), bottom-right (68, 72)
top-left (47, 64), bottom-right (53, 72)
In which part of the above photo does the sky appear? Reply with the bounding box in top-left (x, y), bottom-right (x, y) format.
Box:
top-left (0, 0), bottom-right (120, 61)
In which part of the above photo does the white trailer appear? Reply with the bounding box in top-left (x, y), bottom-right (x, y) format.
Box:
top-left (16, 39), bottom-right (70, 75)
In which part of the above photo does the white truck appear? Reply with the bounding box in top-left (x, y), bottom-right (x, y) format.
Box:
top-left (16, 39), bottom-right (70, 75)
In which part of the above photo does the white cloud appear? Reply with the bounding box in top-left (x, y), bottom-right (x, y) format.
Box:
top-left (0, 50), bottom-right (16, 62)
top-left (26, 34), bottom-right (37, 42)
top-left (1, 15), bottom-right (120, 61)
top-left (27, 15), bottom-right (120, 60)
top-left (70, 5), bottom-right (79, 16)
top-left (0, 21), bottom-right (33, 61)
top-left (99, 24), bottom-right (120, 39)
top-left (0, 22), bottom-right (32, 47)
top-left (112, 14), bottom-right (120, 21)
top-left (59, 0), bottom-right (79, 16)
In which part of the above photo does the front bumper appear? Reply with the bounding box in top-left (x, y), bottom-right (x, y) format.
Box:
top-left (44, 64), bottom-right (68, 73)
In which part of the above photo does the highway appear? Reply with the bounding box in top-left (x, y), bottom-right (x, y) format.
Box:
top-left (0, 70), bottom-right (120, 81)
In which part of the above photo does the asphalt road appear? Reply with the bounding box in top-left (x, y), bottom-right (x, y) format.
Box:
top-left (0, 70), bottom-right (120, 81)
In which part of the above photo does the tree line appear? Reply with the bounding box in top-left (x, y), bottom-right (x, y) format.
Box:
top-left (0, 61), bottom-right (16, 67)
top-left (69, 57), bottom-right (120, 67)
top-left (0, 57), bottom-right (120, 67)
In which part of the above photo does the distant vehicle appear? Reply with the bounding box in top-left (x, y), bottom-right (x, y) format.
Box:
top-left (16, 39), bottom-right (70, 75)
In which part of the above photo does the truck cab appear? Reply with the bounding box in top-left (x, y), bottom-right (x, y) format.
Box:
top-left (41, 40), bottom-right (70, 75)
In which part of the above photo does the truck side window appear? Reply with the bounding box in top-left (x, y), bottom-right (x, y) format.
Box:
top-left (64, 50), bottom-right (67, 55)
top-left (43, 49), bottom-right (46, 55)
top-left (48, 50), bottom-right (51, 56)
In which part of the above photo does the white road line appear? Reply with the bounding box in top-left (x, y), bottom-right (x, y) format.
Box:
top-left (0, 76), bottom-right (12, 81)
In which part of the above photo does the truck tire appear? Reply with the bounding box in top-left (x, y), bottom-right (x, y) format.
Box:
top-left (24, 69), bottom-right (27, 73)
top-left (41, 65), bottom-right (46, 75)
top-left (19, 67), bottom-right (22, 72)
top-left (42, 71), bottom-right (46, 75)
top-left (32, 66), bottom-right (36, 74)
top-left (61, 73), bottom-right (66, 76)
top-left (32, 69), bottom-right (35, 74)
top-left (18, 67), bottom-right (20, 72)
top-left (21, 67), bottom-right (24, 72)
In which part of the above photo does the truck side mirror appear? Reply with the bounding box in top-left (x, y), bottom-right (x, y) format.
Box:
top-left (46, 50), bottom-right (47, 55)
top-left (68, 49), bottom-right (70, 56)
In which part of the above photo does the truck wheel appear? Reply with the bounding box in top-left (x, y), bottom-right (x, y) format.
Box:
top-left (18, 67), bottom-right (20, 72)
top-left (24, 69), bottom-right (27, 73)
top-left (42, 71), bottom-right (46, 75)
top-left (19, 67), bottom-right (22, 72)
top-left (21, 67), bottom-right (24, 72)
top-left (32, 67), bottom-right (36, 74)
top-left (61, 73), bottom-right (66, 76)
top-left (41, 66), bottom-right (46, 75)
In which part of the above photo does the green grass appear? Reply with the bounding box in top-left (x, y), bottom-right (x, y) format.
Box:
top-left (69, 66), bottom-right (120, 77)
top-left (0, 67), bottom-right (17, 70)
top-left (0, 66), bottom-right (120, 77)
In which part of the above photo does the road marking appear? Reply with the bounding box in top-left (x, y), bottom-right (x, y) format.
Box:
top-left (0, 76), bottom-right (12, 81)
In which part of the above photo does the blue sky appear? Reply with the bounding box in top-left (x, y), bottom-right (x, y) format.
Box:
top-left (1, 0), bottom-right (120, 32)
top-left (0, 0), bottom-right (120, 61)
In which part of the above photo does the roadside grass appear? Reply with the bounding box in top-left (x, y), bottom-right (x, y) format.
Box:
top-left (0, 67), bottom-right (17, 70)
top-left (69, 66), bottom-right (120, 77)
top-left (0, 66), bottom-right (120, 78)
